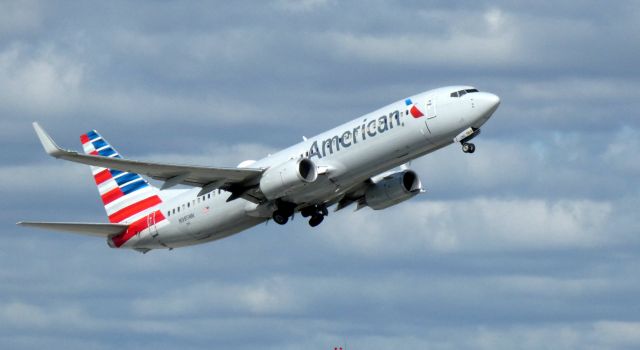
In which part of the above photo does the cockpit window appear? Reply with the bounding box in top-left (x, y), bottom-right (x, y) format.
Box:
top-left (450, 88), bottom-right (479, 97)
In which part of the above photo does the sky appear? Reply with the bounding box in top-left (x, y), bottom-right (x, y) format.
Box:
top-left (1, 0), bottom-right (640, 349)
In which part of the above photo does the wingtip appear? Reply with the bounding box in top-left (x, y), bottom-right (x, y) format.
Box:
top-left (32, 122), bottom-right (65, 157)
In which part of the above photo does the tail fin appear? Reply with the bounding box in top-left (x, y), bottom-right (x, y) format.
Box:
top-left (80, 130), bottom-right (163, 224)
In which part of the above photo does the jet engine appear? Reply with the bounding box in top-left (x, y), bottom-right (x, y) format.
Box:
top-left (364, 170), bottom-right (423, 210)
top-left (259, 158), bottom-right (318, 200)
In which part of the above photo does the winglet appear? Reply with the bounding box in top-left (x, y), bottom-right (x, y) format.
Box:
top-left (32, 122), bottom-right (65, 157)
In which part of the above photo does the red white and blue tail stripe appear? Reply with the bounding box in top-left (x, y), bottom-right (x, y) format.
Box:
top-left (80, 130), bottom-right (166, 247)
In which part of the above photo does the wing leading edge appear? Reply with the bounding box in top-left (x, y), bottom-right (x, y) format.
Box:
top-left (32, 122), bottom-right (264, 195)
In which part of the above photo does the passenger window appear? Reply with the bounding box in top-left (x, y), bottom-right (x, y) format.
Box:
top-left (167, 211), bottom-right (170, 217)
top-left (177, 207), bottom-right (180, 212)
top-left (208, 193), bottom-right (211, 199)
top-left (172, 208), bottom-right (176, 214)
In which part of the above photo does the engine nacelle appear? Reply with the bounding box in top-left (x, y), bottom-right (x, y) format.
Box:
top-left (365, 170), bottom-right (423, 210)
top-left (259, 158), bottom-right (318, 200)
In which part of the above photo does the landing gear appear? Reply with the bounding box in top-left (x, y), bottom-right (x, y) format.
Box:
top-left (272, 210), bottom-right (290, 225)
top-left (454, 127), bottom-right (480, 154)
top-left (272, 202), bottom-right (328, 227)
top-left (300, 204), bottom-right (328, 227)
top-left (272, 200), bottom-right (295, 225)
top-left (462, 142), bottom-right (476, 153)
top-left (308, 215), bottom-right (324, 227)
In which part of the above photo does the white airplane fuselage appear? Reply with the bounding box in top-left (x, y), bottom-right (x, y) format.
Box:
top-left (128, 86), bottom-right (500, 250)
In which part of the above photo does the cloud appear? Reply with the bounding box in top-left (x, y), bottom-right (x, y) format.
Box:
top-left (0, 0), bottom-right (42, 36)
top-left (272, 0), bottom-right (333, 13)
top-left (409, 133), bottom-right (640, 201)
top-left (1, 1), bottom-right (640, 350)
top-left (603, 127), bottom-right (640, 175)
top-left (131, 277), bottom-right (306, 317)
top-left (0, 302), bottom-right (98, 331)
top-left (317, 198), bottom-right (614, 255)
top-left (0, 45), bottom-right (84, 116)
top-left (316, 19), bottom-right (519, 67)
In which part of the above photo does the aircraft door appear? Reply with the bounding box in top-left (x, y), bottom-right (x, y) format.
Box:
top-left (426, 97), bottom-right (437, 119)
top-left (421, 97), bottom-right (437, 137)
top-left (147, 211), bottom-right (159, 239)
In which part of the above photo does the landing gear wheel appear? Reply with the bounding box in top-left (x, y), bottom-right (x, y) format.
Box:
top-left (301, 205), bottom-right (328, 219)
top-left (272, 211), bottom-right (289, 225)
top-left (462, 143), bottom-right (476, 153)
top-left (308, 215), bottom-right (324, 227)
top-left (300, 208), bottom-right (312, 218)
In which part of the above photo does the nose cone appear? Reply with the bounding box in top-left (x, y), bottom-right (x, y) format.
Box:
top-left (474, 92), bottom-right (500, 125)
top-left (483, 92), bottom-right (501, 113)
top-left (489, 92), bottom-right (500, 106)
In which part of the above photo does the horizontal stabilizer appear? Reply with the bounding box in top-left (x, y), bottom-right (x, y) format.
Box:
top-left (17, 221), bottom-right (129, 237)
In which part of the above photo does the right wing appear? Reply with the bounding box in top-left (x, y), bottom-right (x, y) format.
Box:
top-left (32, 122), bottom-right (265, 199)
top-left (17, 221), bottom-right (129, 237)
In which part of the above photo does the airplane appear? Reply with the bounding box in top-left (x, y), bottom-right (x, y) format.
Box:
top-left (18, 86), bottom-right (500, 253)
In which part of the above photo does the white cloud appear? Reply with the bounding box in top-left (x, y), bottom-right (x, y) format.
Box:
top-left (318, 28), bottom-right (518, 66)
top-left (111, 29), bottom-right (268, 68)
top-left (484, 8), bottom-right (506, 32)
top-left (318, 198), bottom-right (613, 254)
top-left (272, 321), bottom-right (640, 350)
top-left (409, 135), bottom-right (637, 200)
top-left (0, 161), bottom-right (90, 196)
top-left (594, 321), bottom-right (640, 347)
top-left (603, 127), bottom-right (640, 175)
top-left (273, 0), bottom-right (333, 12)
top-left (514, 78), bottom-right (640, 101)
top-left (131, 277), bottom-right (305, 317)
top-left (0, 302), bottom-right (96, 331)
top-left (0, 45), bottom-right (84, 115)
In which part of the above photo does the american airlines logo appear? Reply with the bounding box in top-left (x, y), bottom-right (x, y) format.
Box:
top-left (405, 98), bottom-right (425, 118)
top-left (309, 109), bottom-right (403, 159)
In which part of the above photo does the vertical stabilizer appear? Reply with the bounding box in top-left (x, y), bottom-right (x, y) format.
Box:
top-left (80, 130), bottom-right (166, 247)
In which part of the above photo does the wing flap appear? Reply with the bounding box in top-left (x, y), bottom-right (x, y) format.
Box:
top-left (17, 221), bottom-right (129, 237)
top-left (32, 122), bottom-right (264, 190)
